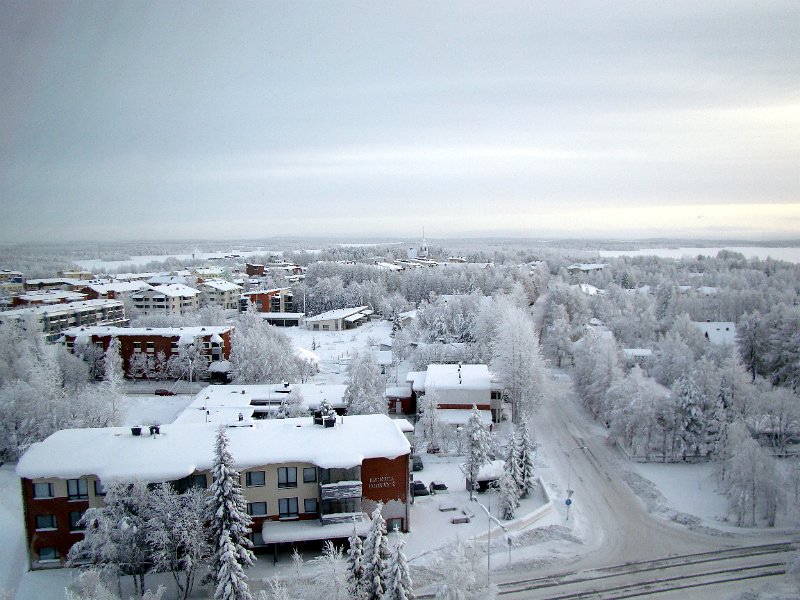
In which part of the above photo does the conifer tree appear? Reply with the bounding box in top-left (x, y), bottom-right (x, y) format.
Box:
top-left (346, 526), bottom-right (365, 599)
top-left (382, 537), bottom-right (413, 600)
top-left (464, 406), bottom-right (491, 500)
top-left (516, 421), bottom-right (537, 498)
top-left (498, 469), bottom-right (520, 520)
top-left (362, 503), bottom-right (390, 600)
top-left (206, 427), bottom-right (255, 600)
top-left (504, 428), bottom-right (522, 490)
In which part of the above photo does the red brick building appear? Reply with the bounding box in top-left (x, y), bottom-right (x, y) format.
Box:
top-left (62, 326), bottom-right (233, 379)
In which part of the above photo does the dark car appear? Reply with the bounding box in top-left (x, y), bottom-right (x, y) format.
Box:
top-left (411, 454), bottom-right (424, 471)
top-left (154, 389), bottom-right (176, 396)
top-left (430, 480), bottom-right (448, 493)
top-left (412, 481), bottom-right (430, 496)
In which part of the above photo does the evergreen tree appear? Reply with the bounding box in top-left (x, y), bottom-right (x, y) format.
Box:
top-left (382, 537), bottom-right (413, 600)
top-left (516, 421), bottom-right (537, 498)
top-left (673, 375), bottom-right (705, 460)
top-left (206, 427), bottom-right (255, 600)
top-left (498, 469), bottom-right (520, 520)
top-left (362, 503), bottom-right (390, 600)
top-left (346, 527), bottom-right (366, 599)
top-left (464, 406), bottom-right (491, 500)
top-left (503, 428), bottom-right (522, 490)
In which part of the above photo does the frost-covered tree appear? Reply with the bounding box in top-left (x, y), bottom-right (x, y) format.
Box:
top-left (344, 352), bottom-right (387, 416)
top-left (464, 406), bottom-right (491, 500)
top-left (672, 375), bottom-right (706, 460)
top-left (147, 485), bottom-right (209, 600)
top-left (309, 541), bottom-right (348, 600)
top-left (516, 421), bottom-right (537, 498)
top-left (346, 526), bottom-right (366, 599)
top-left (417, 390), bottom-right (444, 451)
top-left (382, 537), bottom-right (413, 600)
top-left (65, 568), bottom-right (166, 600)
top-left (490, 301), bottom-right (545, 422)
top-left (206, 427), bottom-right (255, 600)
top-left (275, 388), bottom-right (307, 419)
top-left (503, 428), bottom-right (521, 491)
top-left (104, 337), bottom-right (124, 389)
top-left (362, 503), bottom-right (391, 600)
top-left (230, 310), bottom-right (302, 384)
top-left (498, 469), bottom-right (520, 520)
top-left (68, 481), bottom-right (153, 597)
top-left (541, 304), bottom-right (572, 368)
top-left (432, 539), bottom-right (494, 600)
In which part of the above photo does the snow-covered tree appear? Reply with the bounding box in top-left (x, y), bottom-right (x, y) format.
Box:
top-left (205, 427), bottom-right (255, 600)
top-left (362, 503), bottom-right (391, 600)
top-left (147, 484), bottom-right (209, 600)
top-left (344, 352), bottom-right (387, 416)
top-left (68, 481), bottom-right (153, 597)
top-left (275, 388), bottom-right (307, 419)
top-left (498, 469), bottom-right (520, 520)
top-left (230, 310), bottom-right (303, 384)
top-left (541, 304), bottom-right (572, 368)
top-left (309, 541), bottom-right (348, 600)
top-left (503, 428), bottom-right (521, 489)
top-left (432, 539), bottom-right (494, 600)
top-left (417, 390), bottom-right (444, 451)
top-left (490, 301), bottom-right (545, 422)
top-left (672, 375), bottom-right (706, 460)
top-left (104, 337), bottom-right (124, 389)
top-left (464, 406), bottom-right (491, 500)
top-left (346, 526), bottom-right (366, 599)
top-left (516, 421), bottom-right (537, 498)
top-left (382, 536), bottom-right (413, 600)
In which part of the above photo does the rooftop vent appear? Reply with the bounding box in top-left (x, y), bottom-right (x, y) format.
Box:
top-left (131, 426), bottom-right (142, 436)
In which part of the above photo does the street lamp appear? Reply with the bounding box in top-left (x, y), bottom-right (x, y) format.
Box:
top-left (566, 445), bottom-right (587, 521)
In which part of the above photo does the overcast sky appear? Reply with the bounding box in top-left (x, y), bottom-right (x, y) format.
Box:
top-left (1, 1), bottom-right (798, 243)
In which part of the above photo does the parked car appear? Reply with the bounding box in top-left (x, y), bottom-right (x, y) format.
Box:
top-left (411, 454), bottom-right (424, 471)
top-left (412, 480), bottom-right (430, 496)
top-left (154, 389), bottom-right (176, 396)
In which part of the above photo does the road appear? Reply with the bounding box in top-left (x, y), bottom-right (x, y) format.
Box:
top-left (495, 373), bottom-right (795, 597)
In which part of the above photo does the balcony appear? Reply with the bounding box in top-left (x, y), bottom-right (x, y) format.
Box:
top-left (321, 511), bottom-right (365, 526)
top-left (320, 480), bottom-right (361, 501)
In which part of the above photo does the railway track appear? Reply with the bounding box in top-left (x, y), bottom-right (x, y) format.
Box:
top-left (497, 541), bottom-right (795, 599)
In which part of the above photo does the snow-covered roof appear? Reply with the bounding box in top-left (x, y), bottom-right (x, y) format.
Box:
top-left (24, 277), bottom-right (85, 287)
top-left (262, 514), bottom-right (370, 543)
top-left (693, 321), bottom-right (737, 345)
top-left (63, 326), bottom-right (231, 339)
top-left (567, 263), bottom-right (606, 271)
top-left (17, 414), bottom-right (410, 483)
top-left (406, 371), bottom-right (427, 392)
top-left (16, 290), bottom-right (87, 303)
top-left (174, 383), bottom-right (348, 424)
top-left (423, 364), bottom-right (491, 392)
top-left (150, 283), bottom-right (201, 298)
top-left (295, 347), bottom-right (320, 364)
top-left (622, 348), bottom-right (653, 358)
top-left (242, 287), bottom-right (291, 297)
top-left (575, 283), bottom-right (604, 296)
top-left (199, 279), bottom-right (241, 292)
top-left (385, 386), bottom-right (412, 399)
top-left (305, 306), bottom-right (369, 323)
top-left (398, 309), bottom-right (417, 321)
top-left (193, 267), bottom-right (225, 276)
top-left (0, 299), bottom-right (124, 319)
top-left (85, 281), bottom-right (152, 294)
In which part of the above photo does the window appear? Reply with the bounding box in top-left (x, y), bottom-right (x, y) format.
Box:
top-left (304, 498), bottom-right (318, 513)
top-left (33, 482), bottom-right (54, 499)
top-left (191, 474), bottom-right (207, 489)
top-left (313, 324), bottom-right (319, 330)
top-left (69, 511), bottom-right (85, 531)
top-left (319, 466), bottom-right (360, 485)
top-left (277, 467), bottom-right (297, 488)
top-left (146, 342), bottom-right (155, 353)
top-left (170, 342), bottom-right (178, 351)
top-left (279, 497), bottom-right (298, 519)
top-left (38, 547), bottom-right (60, 562)
top-left (94, 480), bottom-right (106, 496)
top-left (35, 514), bottom-right (57, 530)
top-left (67, 478), bottom-right (88, 500)
top-left (303, 467), bottom-right (316, 483)
top-left (247, 502), bottom-right (267, 516)
top-left (322, 324), bottom-right (330, 330)
top-left (245, 471), bottom-right (265, 487)
top-left (133, 341), bottom-right (141, 352)
top-left (321, 498), bottom-right (361, 515)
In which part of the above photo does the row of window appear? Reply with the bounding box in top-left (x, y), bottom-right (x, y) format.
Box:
top-left (35, 511), bottom-right (85, 531)
top-left (33, 479), bottom-right (105, 500)
top-left (246, 497), bottom-right (317, 519)
top-left (246, 467), bottom-right (316, 488)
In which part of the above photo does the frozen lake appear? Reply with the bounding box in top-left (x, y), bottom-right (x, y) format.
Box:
top-left (598, 246), bottom-right (800, 263)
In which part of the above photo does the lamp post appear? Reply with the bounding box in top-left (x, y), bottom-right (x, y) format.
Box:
top-left (566, 445), bottom-right (587, 521)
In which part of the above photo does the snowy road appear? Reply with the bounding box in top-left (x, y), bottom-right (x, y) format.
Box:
top-left (496, 370), bottom-right (795, 597)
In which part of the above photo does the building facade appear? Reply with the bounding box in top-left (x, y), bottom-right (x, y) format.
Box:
top-left (17, 414), bottom-right (411, 569)
top-left (0, 300), bottom-right (127, 342)
top-left (130, 284), bottom-right (200, 315)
